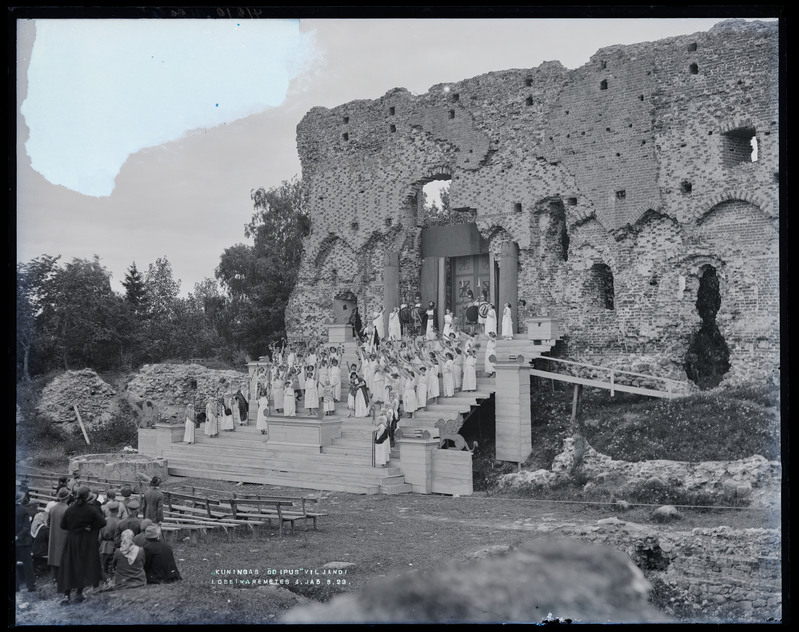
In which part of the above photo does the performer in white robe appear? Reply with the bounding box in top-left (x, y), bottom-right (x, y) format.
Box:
top-left (402, 372), bottom-right (418, 417)
top-left (485, 334), bottom-right (497, 376)
top-left (354, 376), bottom-right (371, 418)
top-left (204, 399), bottom-right (219, 437)
top-left (373, 414), bottom-right (391, 467)
top-left (183, 403), bottom-right (195, 444)
top-left (442, 355), bottom-right (455, 397)
top-left (271, 374), bottom-right (284, 414)
top-left (329, 360), bottom-right (342, 401)
top-left (283, 381), bottom-right (296, 417)
top-left (256, 392), bottom-right (269, 434)
top-left (388, 307), bottom-right (402, 341)
top-left (452, 348), bottom-right (464, 392)
top-left (442, 309), bottom-right (454, 338)
top-left (485, 304), bottom-right (498, 337)
top-left (221, 396), bottom-right (235, 431)
top-left (501, 302), bottom-right (514, 340)
top-left (415, 366), bottom-right (428, 410)
top-left (462, 351), bottom-right (477, 392)
top-left (304, 366), bottom-right (319, 415)
top-left (373, 309), bottom-right (385, 346)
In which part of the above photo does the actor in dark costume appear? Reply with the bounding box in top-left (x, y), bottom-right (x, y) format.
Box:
top-left (235, 388), bottom-right (249, 424)
top-left (348, 305), bottom-right (363, 341)
top-left (57, 486), bottom-right (106, 605)
top-left (142, 525), bottom-right (182, 584)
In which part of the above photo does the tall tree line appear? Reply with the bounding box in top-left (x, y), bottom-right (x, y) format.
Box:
top-left (16, 178), bottom-right (309, 381)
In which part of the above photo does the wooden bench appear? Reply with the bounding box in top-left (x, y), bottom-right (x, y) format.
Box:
top-left (163, 491), bottom-right (264, 537)
top-left (231, 492), bottom-right (328, 532)
top-left (162, 510), bottom-right (241, 542)
top-left (225, 498), bottom-right (301, 536)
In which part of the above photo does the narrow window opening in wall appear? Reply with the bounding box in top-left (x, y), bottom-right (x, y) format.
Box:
top-left (525, 76), bottom-right (533, 86)
top-left (684, 266), bottom-right (730, 389)
top-left (681, 181), bottom-right (693, 194)
top-left (588, 263), bottom-right (615, 310)
top-left (526, 96), bottom-right (533, 106)
top-left (737, 80), bottom-right (743, 85)
top-left (581, 131), bottom-right (585, 135)
top-left (389, 106), bottom-right (395, 115)
top-left (722, 127), bottom-right (757, 166)
top-left (350, 221), bottom-right (359, 231)
top-left (689, 63), bottom-right (699, 74)
top-left (606, 127), bottom-right (611, 132)
top-left (343, 116), bottom-right (349, 124)
top-left (629, 123), bottom-right (633, 128)
top-left (568, 197), bottom-right (577, 206)
top-left (385, 218), bottom-right (392, 227)
top-left (708, 131), bottom-right (713, 135)
top-left (600, 79), bottom-right (608, 90)
top-left (566, 134), bottom-right (570, 138)
top-left (390, 124), bottom-right (397, 133)
top-left (642, 140), bottom-right (647, 145)
top-left (639, 95), bottom-right (644, 101)
top-left (452, 93), bottom-right (460, 102)
top-left (342, 133), bottom-right (349, 141)
top-left (616, 153), bottom-right (621, 157)
top-left (764, 131), bottom-right (770, 136)
top-left (600, 60), bottom-right (607, 70)
top-left (512, 202), bottom-right (523, 213)
top-left (688, 42), bottom-right (697, 52)
top-left (565, 110), bottom-right (569, 115)
top-left (448, 110), bottom-right (455, 119)
top-left (615, 190), bottom-right (626, 200)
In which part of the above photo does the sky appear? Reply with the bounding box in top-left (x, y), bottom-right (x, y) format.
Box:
top-left (15, 11), bottom-right (779, 297)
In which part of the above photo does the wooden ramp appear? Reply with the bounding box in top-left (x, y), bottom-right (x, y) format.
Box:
top-left (529, 356), bottom-right (692, 399)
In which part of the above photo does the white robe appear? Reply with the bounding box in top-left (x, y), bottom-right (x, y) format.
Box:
top-left (256, 395), bottom-right (269, 431)
top-left (485, 308), bottom-right (497, 336)
top-left (204, 401), bottom-right (218, 436)
top-left (462, 356), bottom-right (477, 391)
top-left (501, 305), bottom-right (513, 339)
top-left (388, 311), bottom-right (401, 341)
top-left (374, 422), bottom-right (391, 466)
top-left (485, 339), bottom-right (496, 374)
top-left (183, 413), bottom-right (195, 444)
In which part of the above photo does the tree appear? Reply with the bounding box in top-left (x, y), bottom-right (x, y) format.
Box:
top-left (144, 256), bottom-right (181, 320)
top-left (16, 255), bottom-right (60, 380)
top-left (216, 177), bottom-right (311, 357)
top-left (422, 183), bottom-right (474, 227)
top-left (33, 256), bottom-right (124, 371)
top-left (122, 262), bottom-right (148, 311)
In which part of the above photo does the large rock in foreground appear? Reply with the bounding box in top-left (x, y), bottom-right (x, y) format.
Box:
top-left (282, 538), bottom-right (670, 624)
top-left (35, 369), bottom-right (118, 431)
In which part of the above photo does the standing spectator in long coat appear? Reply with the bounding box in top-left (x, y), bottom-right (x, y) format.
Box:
top-left (57, 486), bottom-right (106, 604)
top-left (47, 487), bottom-right (70, 579)
top-left (140, 477), bottom-right (164, 524)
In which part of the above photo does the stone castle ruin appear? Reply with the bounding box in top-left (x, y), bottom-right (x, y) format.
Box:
top-left (287, 20), bottom-right (779, 389)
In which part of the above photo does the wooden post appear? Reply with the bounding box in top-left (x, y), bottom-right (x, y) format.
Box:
top-left (73, 405), bottom-right (91, 445)
top-left (570, 384), bottom-right (583, 431)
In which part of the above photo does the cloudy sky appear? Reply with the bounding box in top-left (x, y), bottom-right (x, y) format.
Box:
top-left (15, 11), bottom-right (776, 296)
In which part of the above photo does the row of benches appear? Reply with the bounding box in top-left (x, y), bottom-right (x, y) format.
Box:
top-left (162, 490), bottom-right (327, 538)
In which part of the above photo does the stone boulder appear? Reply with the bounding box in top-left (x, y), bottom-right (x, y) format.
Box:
top-left (500, 438), bottom-right (780, 508)
top-left (282, 538), bottom-right (670, 624)
top-left (123, 363), bottom-right (250, 423)
top-left (35, 369), bottom-right (118, 431)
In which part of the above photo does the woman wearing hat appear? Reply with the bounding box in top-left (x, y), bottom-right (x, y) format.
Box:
top-left (15, 490), bottom-right (36, 593)
top-left (57, 486), bottom-right (106, 604)
top-left (112, 529), bottom-right (146, 589)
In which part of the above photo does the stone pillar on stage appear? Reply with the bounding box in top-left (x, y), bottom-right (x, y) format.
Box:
top-left (498, 241), bottom-right (519, 335)
top-left (492, 349), bottom-right (532, 465)
top-left (383, 251), bottom-right (400, 336)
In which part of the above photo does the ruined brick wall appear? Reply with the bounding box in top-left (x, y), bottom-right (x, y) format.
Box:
top-left (289, 19), bottom-right (779, 385)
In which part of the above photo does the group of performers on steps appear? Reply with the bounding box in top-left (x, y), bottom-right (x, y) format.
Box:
top-left (191, 300), bottom-right (509, 447)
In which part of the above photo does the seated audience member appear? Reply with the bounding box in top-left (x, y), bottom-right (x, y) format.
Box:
top-left (112, 529), bottom-right (146, 589)
top-left (143, 525), bottom-right (182, 584)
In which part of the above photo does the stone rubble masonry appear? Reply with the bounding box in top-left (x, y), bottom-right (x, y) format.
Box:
top-left (288, 20), bottom-right (779, 385)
